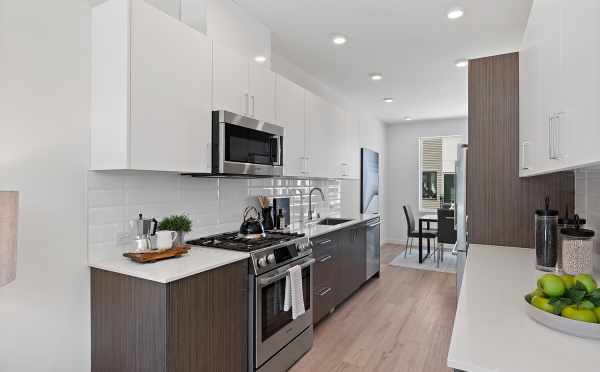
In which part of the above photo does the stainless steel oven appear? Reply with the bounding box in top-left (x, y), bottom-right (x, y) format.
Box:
top-left (212, 110), bottom-right (284, 177)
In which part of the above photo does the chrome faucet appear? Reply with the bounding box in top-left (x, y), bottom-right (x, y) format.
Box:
top-left (308, 187), bottom-right (326, 221)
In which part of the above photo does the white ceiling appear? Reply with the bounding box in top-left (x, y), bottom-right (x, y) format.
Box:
top-left (235, 0), bottom-right (533, 124)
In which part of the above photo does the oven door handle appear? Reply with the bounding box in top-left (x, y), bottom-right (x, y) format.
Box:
top-left (258, 258), bottom-right (315, 287)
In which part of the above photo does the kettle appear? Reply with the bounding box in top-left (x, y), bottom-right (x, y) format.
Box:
top-left (128, 214), bottom-right (158, 251)
top-left (239, 206), bottom-right (265, 239)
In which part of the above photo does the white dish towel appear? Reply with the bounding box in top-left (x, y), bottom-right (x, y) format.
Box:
top-left (284, 265), bottom-right (305, 319)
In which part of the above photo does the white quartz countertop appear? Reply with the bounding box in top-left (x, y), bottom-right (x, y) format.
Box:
top-left (89, 246), bottom-right (249, 283)
top-left (88, 214), bottom-right (379, 283)
top-left (448, 244), bottom-right (600, 372)
top-left (289, 213), bottom-right (380, 238)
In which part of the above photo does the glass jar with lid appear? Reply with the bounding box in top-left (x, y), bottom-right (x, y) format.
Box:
top-left (535, 197), bottom-right (559, 271)
top-left (560, 215), bottom-right (595, 275)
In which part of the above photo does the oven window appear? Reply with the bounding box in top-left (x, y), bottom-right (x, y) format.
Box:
top-left (225, 123), bottom-right (278, 165)
top-left (261, 267), bottom-right (311, 341)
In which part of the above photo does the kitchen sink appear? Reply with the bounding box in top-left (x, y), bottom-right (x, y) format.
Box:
top-left (317, 218), bottom-right (353, 226)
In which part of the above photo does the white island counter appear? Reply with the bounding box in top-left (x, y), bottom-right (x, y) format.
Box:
top-left (448, 244), bottom-right (600, 372)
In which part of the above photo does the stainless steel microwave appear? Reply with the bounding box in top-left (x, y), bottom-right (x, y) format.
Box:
top-left (212, 110), bottom-right (284, 177)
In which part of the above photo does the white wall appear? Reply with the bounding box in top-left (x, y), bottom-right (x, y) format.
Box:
top-left (574, 168), bottom-right (600, 274)
top-left (0, 0), bottom-right (91, 371)
top-left (385, 117), bottom-right (467, 244)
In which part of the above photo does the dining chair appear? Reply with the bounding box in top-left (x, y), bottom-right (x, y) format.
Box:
top-left (436, 208), bottom-right (457, 268)
top-left (403, 205), bottom-right (438, 259)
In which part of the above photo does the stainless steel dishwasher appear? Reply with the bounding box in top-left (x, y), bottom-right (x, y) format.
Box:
top-left (365, 217), bottom-right (381, 280)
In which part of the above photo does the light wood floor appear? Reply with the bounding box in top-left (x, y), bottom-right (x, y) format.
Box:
top-left (290, 244), bottom-right (457, 372)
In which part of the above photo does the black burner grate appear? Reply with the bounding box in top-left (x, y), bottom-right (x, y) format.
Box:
top-left (187, 231), bottom-right (305, 252)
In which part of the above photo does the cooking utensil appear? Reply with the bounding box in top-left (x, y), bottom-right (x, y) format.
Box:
top-left (240, 206), bottom-right (265, 239)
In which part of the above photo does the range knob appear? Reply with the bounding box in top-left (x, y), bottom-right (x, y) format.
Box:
top-left (257, 256), bottom-right (268, 267)
top-left (296, 242), bottom-right (304, 252)
top-left (267, 253), bottom-right (276, 264)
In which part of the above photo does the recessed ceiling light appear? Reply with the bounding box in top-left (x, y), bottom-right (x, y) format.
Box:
top-left (331, 34), bottom-right (348, 45)
top-left (383, 98), bottom-right (394, 103)
top-left (455, 59), bottom-right (468, 68)
top-left (447, 6), bottom-right (464, 20)
top-left (254, 55), bottom-right (267, 63)
top-left (370, 73), bottom-right (383, 81)
top-left (403, 116), bottom-right (413, 121)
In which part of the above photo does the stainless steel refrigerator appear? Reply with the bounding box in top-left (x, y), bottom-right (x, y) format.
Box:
top-left (453, 144), bottom-right (468, 296)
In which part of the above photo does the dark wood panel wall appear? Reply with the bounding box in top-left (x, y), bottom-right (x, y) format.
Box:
top-left (467, 53), bottom-right (574, 248)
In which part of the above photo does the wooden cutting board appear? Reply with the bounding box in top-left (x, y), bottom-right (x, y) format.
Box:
top-left (123, 245), bottom-right (191, 263)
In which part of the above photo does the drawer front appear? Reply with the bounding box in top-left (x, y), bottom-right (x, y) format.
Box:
top-left (314, 245), bottom-right (336, 291)
top-left (311, 233), bottom-right (338, 253)
top-left (314, 284), bottom-right (336, 324)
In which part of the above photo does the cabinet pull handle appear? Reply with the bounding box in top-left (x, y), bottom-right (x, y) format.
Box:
top-left (318, 239), bottom-right (333, 245)
top-left (548, 115), bottom-right (553, 160)
top-left (244, 93), bottom-right (250, 115)
top-left (554, 112), bottom-right (564, 160)
top-left (521, 142), bottom-right (529, 170)
top-left (319, 287), bottom-right (332, 296)
top-left (251, 95), bottom-right (256, 117)
top-left (318, 255), bottom-right (332, 263)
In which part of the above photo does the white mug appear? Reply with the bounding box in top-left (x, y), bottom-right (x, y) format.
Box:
top-left (155, 230), bottom-right (178, 249)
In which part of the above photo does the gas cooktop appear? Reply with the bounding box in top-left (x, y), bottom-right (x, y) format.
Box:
top-left (187, 231), bottom-right (306, 252)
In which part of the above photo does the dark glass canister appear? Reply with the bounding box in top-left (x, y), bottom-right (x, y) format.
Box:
top-left (535, 203), bottom-right (559, 271)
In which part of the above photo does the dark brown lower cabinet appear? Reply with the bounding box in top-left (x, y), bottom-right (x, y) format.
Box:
top-left (312, 223), bottom-right (370, 325)
top-left (312, 232), bottom-right (339, 323)
top-left (91, 260), bottom-right (248, 372)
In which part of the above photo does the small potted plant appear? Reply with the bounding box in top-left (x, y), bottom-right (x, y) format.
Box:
top-left (158, 214), bottom-right (192, 246)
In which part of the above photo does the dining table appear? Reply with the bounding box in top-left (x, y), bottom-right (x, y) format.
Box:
top-left (418, 214), bottom-right (438, 264)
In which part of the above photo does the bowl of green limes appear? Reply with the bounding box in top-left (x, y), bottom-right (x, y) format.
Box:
top-left (524, 273), bottom-right (600, 339)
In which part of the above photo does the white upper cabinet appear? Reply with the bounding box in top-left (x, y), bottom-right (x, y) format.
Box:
top-left (306, 92), bottom-right (334, 178)
top-left (343, 116), bottom-right (361, 179)
top-left (330, 106), bottom-right (348, 178)
top-left (275, 75), bottom-right (307, 177)
top-left (212, 42), bottom-right (250, 116)
top-left (519, 0), bottom-right (600, 176)
top-left (212, 42), bottom-right (276, 122)
top-left (560, 0), bottom-right (600, 169)
top-left (249, 62), bottom-right (276, 123)
top-left (519, 0), bottom-right (545, 176)
top-left (91, 0), bottom-right (212, 172)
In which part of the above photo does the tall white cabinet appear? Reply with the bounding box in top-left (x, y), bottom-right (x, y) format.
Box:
top-left (91, 0), bottom-right (212, 172)
top-left (520, 0), bottom-right (600, 176)
top-left (305, 92), bottom-right (334, 178)
top-left (275, 76), bottom-right (308, 177)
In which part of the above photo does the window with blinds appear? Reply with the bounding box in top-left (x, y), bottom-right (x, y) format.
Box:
top-left (419, 135), bottom-right (464, 211)
top-left (421, 138), bottom-right (443, 210)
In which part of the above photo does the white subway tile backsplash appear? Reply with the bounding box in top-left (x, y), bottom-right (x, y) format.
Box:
top-left (88, 206), bottom-right (125, 225)
top-left (574, 169), bottom-right (600, 275)
top-left (88, 189), bottom-right (125, 207)
top-left (88, 170), bottom-right (348, 262)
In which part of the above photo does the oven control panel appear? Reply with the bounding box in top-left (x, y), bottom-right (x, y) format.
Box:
top-left (251, 237), bottom-right (311, 275)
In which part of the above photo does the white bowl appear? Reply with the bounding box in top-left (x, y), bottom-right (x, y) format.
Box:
top-left (525, 299), bottom-right (600, 340)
